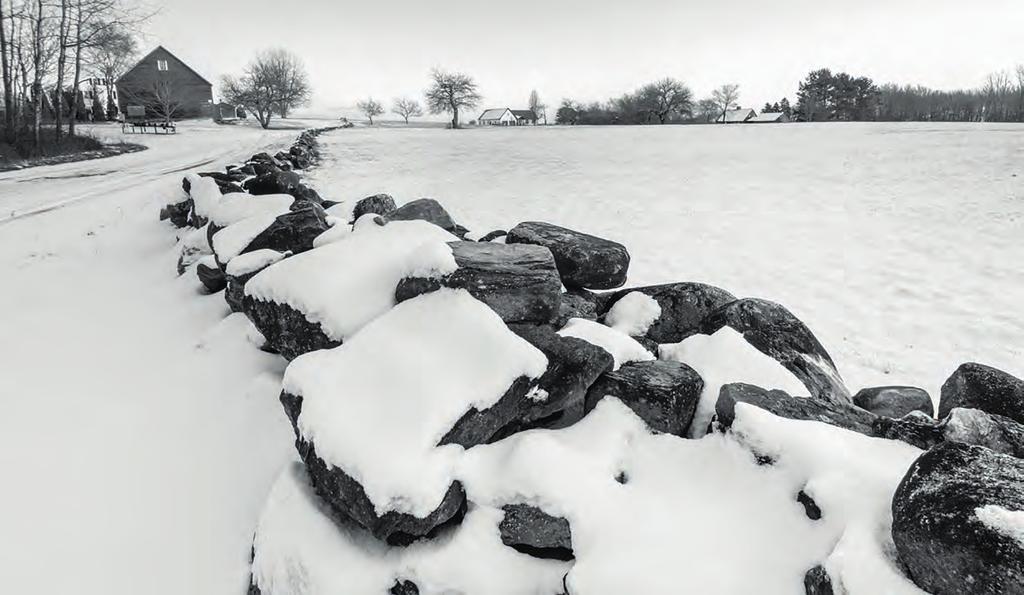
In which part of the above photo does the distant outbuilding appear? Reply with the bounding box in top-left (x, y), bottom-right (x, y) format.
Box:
top-left (749, 112), bottom-right (791, 123)
top-left (716, 108), bottom-right (757, 124)
top-left (479, 107), bottom-right (538, 126)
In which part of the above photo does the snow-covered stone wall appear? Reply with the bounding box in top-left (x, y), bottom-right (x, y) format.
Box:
top-left (161, 128), bottom-right (1024, 595)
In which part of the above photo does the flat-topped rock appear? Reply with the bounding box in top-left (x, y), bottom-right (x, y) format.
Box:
top-left (586, 360), bottom-right (704, 436)
top-left (506, 221), bottom-right (629, 290)
top-left (395, 241), bottom-right (561, 324)
top-left (384, 198), bottom-right (459, 234)
top-left (853, 386), bottom-right (933, 418)
top-left (602, 282), bottom-right (736, 343)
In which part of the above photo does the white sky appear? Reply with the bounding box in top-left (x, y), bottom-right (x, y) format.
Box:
top-left (148, 0), bottom-right (1024, 116)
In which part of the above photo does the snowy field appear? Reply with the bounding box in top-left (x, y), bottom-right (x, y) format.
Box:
top-left (1, 121), bottom-right (1022, 594)
top-left (308, 122), bottom-right (1024, 401)
top-left (0, 120), bottom-right (322, 594)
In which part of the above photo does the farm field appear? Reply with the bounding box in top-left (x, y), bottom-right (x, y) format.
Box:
top-left (309, 122), bottom-right (1024, 401)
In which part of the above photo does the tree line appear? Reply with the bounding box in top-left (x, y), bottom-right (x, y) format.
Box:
top-left (1, 0), bottom-right (146, 157)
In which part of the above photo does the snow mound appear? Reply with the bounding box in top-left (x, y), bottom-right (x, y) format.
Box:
top-left (660, 326), bottom-right (808, 437)
top-left (558, 318), bottom-right (655, 370)
top-left (251, 463), bottom-right (568, 595)
top-left (211, 212), bottom-right (281, 263)
top-left (226, 249), bottom-right (290, 277)
top-left (455, 398), bottom-right (923, 595)
top-left (206, 192), bottom-right (293, 228)
top-left (603, 291), bottom-right (662, 336)
top-left (184, 173), bottom-right (223, 220)
top-left (312, 217), bottom-right (351, 248)
top-left (245, 219), bottom-right (459, 342)
top-left (282, 289), bottom-right (547, 517)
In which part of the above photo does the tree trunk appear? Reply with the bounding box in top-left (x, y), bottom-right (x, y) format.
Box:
top-left (68, 0), bottom-right (82, 137)
top-left (32, 0), bottom-right (43, 152)
top-left (55, 0), bottom-right (69, 143)
top-left (0, 0), bottom-right (13, 137)
top-left (451, 104), bottom-right (459, 129)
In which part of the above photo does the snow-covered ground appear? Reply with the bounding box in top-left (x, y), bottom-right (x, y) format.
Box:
top-left (308, 122), bottom-right (1024, 401)
top-left (0, 119), bottom-right (326, 594)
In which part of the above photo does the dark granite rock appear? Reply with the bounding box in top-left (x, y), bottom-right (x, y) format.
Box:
top-left (242, 297), bottom-right (339, 360)
top-left (164, 200), bottom-right (191, 228)
top-left (854, 386), bottom-right (933, 418)
top-left (803, 566), bottom-right (834, 595)
top-left (225, 254), bottom-right (288, 314)
top-left (939, 363), bottom-right (1024, 424)
top-left (506, 221), bottom-right (630, 290)
top-left (280, 392), bottom-right (467, 546)
top-left (499, 504), bottom-right (573, 560)
top-left (554, 289), bottom-right (604, 327)
top-left (796, 490), bottom-right (822, 520)
top-left (234, 206), bottom-right (328, 260)
top-left (716, 383), bottom-right (876, 435)
top-left (395, 242), bottom-right (561, 325)
top-left (586, 360), bottom-right (704, 436)
top-left (701, 298), bottom-right (849, 404)
top-left (871, 411), bottom-right (945, 450)
top-left (891, 441), bottom-right (1024, 594)
top-left (478, 229), bottom-right (508, 242)
top-left (602, 282), bottom-right (736, 343)
top-left (196, 260), bottom-right (226, 293)
top-left (243, 170), bottom-right (303, 196)
top-left (351, 193), bottom-right (397, 221)
top-left (501, 323), bottom-right (614, 434)
top-left (390, 580), bottom-right (420, 595)
top-left (438, 376), bottom-right (539, 447)
top-left (384, 198), bottom-right (459, 233)
top-left (943, 408), bottom-right (1024, 458)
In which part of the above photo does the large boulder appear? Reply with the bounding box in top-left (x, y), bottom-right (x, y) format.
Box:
top-left (716, 383), bottom-right (876, 436)
top-left (243, 170), bottom-right (303, 196)
top-left (227, 206), bottom-right (328, 263)
top-left (499, 504), bottom-right (573, 560)
top-left (586, 360), bottom-right (704, 437)
top-left (554, 289), bottom-right (605, 327)
top-left (853, 386), bottom-right (933, 418)
top-left (506, 221), bottom-right (629, 290)
top-left (501, 323), bottom-right (614, 434)
top-left (701, 298), bottom-right (849, 403)
top-left (196, 258), bottom-right (226, 293)
top-left (384, 198), bottom-right (459, 234)
top-left (938, 362), bottom-right (1024, 424)
top-left (224, 249), bottom-right (290, 313)
top-left (395, 242), bottom-right (562, 325)
top-left (278, 291), bottom-right (547, 545)
top-left (891, 441), bottom-right (1024, 594)
top-left (601, 282), bottom-right (736, 343)
top-left (279, 392), bottom-right (467, 546)
top-left (352, 193), bottom-right (397, 221)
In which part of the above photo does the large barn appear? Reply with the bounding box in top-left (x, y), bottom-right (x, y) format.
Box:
top-left (478, 108), bottom-right (538, 126)
top-left (116, 46), bottom-right (213, 120)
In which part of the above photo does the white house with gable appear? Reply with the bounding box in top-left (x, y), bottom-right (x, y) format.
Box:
top-left (478, 108), bottom-right (517, 126)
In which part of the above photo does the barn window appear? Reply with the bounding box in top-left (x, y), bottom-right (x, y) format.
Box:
top-left (157, 60), bottom-right (168, 71)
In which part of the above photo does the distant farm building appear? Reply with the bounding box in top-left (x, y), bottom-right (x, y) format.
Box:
top-left (478, 107), bottom-right (538, 126)
top-left (214, 102), bottom-right (246, 121)
top-left (116, 46), bottom-right (213, 120)
top-left (749, 111), bottom-right (791, 123)
top-left (716, 108), bottom-right (757, 124)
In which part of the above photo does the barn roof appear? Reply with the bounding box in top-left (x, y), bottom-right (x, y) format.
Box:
top-left (749, 112), bottom-right (785, 122)
top-left (479, 108), bottom-right (511, 120)
top-left (511, 109), bottom-right (537, 120)
top-left (716, 108), bottom-right (756, 123)
top-left (117, 45), bottom-right (213, 87)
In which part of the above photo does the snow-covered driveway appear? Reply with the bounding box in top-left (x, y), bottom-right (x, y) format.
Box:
top-left (0, 121), bottom-right (312, 594)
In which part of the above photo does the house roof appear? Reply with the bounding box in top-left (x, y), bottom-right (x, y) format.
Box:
top-left (479, 108), bottom-right (511, 120)
top-left (749, 112), bottom-right (786, 122)
top-left (511, 109), bottom-right (537, 120)
top-left (717, 108), bottom-right (756, 123)
top-left (117, 45), bottom-right (213, 87)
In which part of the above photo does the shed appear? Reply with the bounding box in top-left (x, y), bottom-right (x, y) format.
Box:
top-left (716, 108), bottom-right (757, 124)
top-left (748, 112), bottom-right (791, 123)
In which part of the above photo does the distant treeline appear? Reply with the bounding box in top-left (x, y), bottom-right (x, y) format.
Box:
top-left (555, 67), bottom-right (1024, 125)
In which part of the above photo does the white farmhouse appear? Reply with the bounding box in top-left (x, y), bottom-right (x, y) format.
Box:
top-left (478, 108), bottom-right (538, 126)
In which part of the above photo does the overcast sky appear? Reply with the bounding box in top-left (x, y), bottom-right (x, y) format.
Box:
top-left (149, 0), bottom-right (1024, 117)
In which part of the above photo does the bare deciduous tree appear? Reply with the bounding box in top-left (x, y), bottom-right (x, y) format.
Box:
top-left (356, 97), bottom-right (383, 124)
top-left (528, 89), bottom-right (545, 124)
top-left (638, 77), bottom-right (693, 124)
top-left (425, 68), bottom-right (480, 129)
top-left (391, 97), bottom-right (422, 124)
top-left (120, 76), bottom-right (187, 124)
top-left (711, 83), bottom-right (740, 123)
top-left (221, 48), bottom-right (311, 129)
